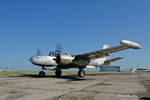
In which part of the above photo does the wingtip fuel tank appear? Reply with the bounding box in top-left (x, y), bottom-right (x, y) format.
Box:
top-left (120, 40), bottom-right (142, 49)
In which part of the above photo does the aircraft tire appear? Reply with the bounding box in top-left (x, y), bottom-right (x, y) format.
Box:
top-left (39, 71), bottom-right (46, 78)
top-left (55, 70), bottom-right (62, 77)
top-left (78, 70), bottom-right (86, 77)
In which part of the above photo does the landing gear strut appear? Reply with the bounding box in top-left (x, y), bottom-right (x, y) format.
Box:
top-left (39, 66), bottom-right (46, 78)
top-left (78, 69), bottom-right (86, 77)
top-left (39, 71), bottom-right (46, 78)
top-left (55, 69), bottom-right (62, 77)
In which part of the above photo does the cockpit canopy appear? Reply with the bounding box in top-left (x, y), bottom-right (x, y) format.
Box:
top-left (49, 51), bottom-right (75, 57)
top-left (49, 51), bottom-right (60, 57)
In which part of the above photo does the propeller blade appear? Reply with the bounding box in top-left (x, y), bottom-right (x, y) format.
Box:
top-left (56, 43), bottom-right (63, 53)
top-left (37, 48), bottom-right (42, 56)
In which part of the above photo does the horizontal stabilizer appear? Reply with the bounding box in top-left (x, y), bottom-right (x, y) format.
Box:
top-left (104, 57), bottom-right (123, 65)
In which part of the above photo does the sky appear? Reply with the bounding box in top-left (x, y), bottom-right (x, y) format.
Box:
top-left (0, 0), bottom-right (149, 71)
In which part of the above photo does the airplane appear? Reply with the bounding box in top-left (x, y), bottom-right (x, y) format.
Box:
top-left (29, 40), bottom-right (142, 78)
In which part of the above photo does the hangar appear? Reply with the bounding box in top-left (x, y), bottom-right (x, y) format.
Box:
top-left (99, 66), bottom-right (122, 72)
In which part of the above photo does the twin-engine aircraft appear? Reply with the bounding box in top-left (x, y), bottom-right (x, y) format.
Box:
top-left (29, 40), bottom-right (142, 78)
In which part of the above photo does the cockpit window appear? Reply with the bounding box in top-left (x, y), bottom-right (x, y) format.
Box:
top-left (49, 51), bottom-right (60, 57)
top-left (49, 51), bottom-right (55, 56)
top-left (35, 57), bottom-right (40, 59)
top-left (71, 54), bottom-right (75, 57)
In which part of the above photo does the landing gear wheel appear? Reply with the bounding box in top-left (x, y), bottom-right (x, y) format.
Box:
top-left (78, 70), bottom-right (86, 77)
top-left (39, 71), bottom-right (46, 78)
top-left (55, 70), bottom-right (62, 77)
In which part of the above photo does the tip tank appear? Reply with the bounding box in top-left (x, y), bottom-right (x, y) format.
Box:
top-left (120, 40), bottom-right (142, 49)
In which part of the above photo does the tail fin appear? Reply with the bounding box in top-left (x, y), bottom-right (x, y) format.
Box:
top-left (103, 44), bottom-right (110, 60)
top-left (103, 44), bottom-right (109, 49)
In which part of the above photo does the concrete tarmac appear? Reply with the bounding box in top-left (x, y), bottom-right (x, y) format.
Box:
top-left (0, 72), bottom-right (149, 100)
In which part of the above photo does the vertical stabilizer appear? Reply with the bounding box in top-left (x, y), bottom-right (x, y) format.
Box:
top-left (103, 44), bottom-right (109, 49)
top-left (102, 44), bottom-right (110, 60)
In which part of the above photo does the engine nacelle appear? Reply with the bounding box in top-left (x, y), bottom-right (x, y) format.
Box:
top-left (86, 66), bottom-right (96, 69)
top-left (57, 54), bottom-right (75, 65)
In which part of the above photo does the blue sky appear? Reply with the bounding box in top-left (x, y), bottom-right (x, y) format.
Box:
top-left (0, 0), bottom-right (149, 71)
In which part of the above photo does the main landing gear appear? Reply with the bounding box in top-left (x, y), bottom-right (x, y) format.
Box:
top-left (55, 69), bottom-right (62, 77)
top-left (78, 69), bottom-right (86, 78)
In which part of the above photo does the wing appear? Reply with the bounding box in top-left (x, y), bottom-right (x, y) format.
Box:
top-left (75, 40), bottom-right (142, 59)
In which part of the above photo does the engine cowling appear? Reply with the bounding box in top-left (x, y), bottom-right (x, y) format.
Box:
top-left (86, 66), bottom-right (96, 69)
top-left (56, 54), bottom-right (75, 65)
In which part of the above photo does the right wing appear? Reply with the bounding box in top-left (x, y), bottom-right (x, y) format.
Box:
top-left (75, 40), bottom-right (142, 60)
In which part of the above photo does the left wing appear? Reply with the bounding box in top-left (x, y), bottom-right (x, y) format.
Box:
top-left (75, 40), bottom-right (142, 59)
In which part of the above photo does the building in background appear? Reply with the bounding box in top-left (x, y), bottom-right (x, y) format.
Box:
top-left (120, 68), bottom-right (150, 73)
top-left (99, 66), bottom-right (122, 72)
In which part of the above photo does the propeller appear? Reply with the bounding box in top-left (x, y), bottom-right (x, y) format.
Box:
top-left (54, 43), bottom-right (63, 64)
top-left (37, 48), bottom-right (42, 56)
top-left (56, 43), bottom-right (63, 54)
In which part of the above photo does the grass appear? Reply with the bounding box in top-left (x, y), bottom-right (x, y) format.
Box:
top-left (0, 71), bottom-right (39, 75)
top-left (0, 71), bottom-right (99, 75)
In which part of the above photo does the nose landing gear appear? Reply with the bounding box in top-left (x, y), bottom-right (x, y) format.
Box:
top-left (39, 66), bottom-right (46, 78)
top-left (78, 69), bottom-right (86, 78)
top-left (55, 69), bottom-right (62, 77)
top-left (39, 71), bottom-right (46, 78)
